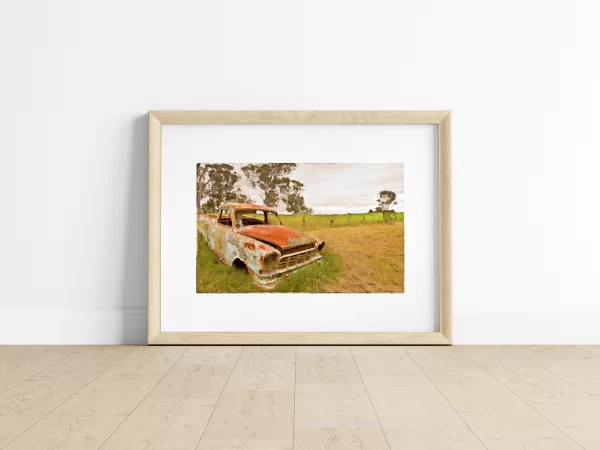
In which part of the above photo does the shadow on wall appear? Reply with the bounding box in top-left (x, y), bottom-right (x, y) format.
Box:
top-left (118, 115), bottom-right (149, 343)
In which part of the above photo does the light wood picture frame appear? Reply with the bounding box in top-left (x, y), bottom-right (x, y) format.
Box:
top-left (148, 111), bottom-right (452, 345)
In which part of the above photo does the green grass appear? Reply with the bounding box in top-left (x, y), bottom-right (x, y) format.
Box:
top-left (201, 210), bottom-right (403, 231)
top-left (278, 211), bottom-right (403, 231)
top-left (196, 236), bottom-right (343, 293)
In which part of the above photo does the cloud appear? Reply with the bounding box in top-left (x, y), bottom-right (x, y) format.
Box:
top-left (228, 163), bottom-right (404, 214)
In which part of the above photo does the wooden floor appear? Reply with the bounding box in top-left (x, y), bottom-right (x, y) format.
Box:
top-left (0, 346), bottom-right (599, 449)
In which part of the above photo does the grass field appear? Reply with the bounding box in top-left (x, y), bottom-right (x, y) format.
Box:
top-left (279, 211), bottom-right (404, 231)
top-left (196, 212), bottom-right (404, 293)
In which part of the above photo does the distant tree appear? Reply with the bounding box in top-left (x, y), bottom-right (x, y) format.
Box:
top-left (196, 164), bottom-right (209, 212)
top-left (376, 190), bottom-right (397, 211)
top-left (368, 209), bottom-right (373, 213)
top-left (242, 163), bottom-right (311, 213)
top-left (241, 163), bottom-right (295, 207)
top-left (196, 164), bottom-right (247, 213)
top-left (283, 180), bottom-right (312, 214)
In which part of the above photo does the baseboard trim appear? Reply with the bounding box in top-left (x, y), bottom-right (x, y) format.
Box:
top-left (0, 307), bottom-right (148, 344)
top-left (2, 306), bottom-right (598, 345)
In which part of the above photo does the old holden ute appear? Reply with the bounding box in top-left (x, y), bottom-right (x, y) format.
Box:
top-left (197, 203), bottom-right (325, 289)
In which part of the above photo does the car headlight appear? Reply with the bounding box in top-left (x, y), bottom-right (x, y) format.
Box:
top-left (261, 253), bottom-right (279, 273)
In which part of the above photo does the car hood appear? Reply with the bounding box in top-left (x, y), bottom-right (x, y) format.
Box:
top-left (239, 225), bottom-right (316, 250)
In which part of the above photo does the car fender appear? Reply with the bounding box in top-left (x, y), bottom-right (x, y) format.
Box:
top-left (228, 232), bottom-right (280, 274)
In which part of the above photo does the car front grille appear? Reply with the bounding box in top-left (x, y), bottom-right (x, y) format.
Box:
top-left (277, 248), bottom-right (317, 271)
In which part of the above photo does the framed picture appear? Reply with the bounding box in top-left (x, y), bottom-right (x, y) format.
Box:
top-left (148, 111), bottom-right (451, 345)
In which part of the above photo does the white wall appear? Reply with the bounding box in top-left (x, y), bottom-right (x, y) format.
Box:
top-left (1, 0), bottom-right (598, 344)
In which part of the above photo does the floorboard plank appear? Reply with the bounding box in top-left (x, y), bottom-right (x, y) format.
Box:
top-left (460, 345), bottom-right (600, 450)
top-left (294, 346), bottom-right (389, 450)
top-left (406, 346), bottom-right (582, 450)
top-left (196, 346), bottom-right (295, 450)
top-left (0, 346), bottom-right (83, 394)
top-left (352, 346), bottom-right (485, 450)
top-left (0, 346), bottom-right (29, 362)
top-left (567, 346), bottom-right (600, 365)
top-left (3, 346), bottom-right (187, 450)
top-left (512, 346), bottom-right (600, 399)
top-left (0, 346), bottom-right (134, 448)
top-left (100, 346), bottom-right (241, 450)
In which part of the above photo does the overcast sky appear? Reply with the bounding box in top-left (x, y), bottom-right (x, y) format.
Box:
top-left (232, 163), bottom-right (404, 214)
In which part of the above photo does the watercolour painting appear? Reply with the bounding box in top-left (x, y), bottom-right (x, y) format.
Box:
top-left (196, 163), bottom-right (404, 293)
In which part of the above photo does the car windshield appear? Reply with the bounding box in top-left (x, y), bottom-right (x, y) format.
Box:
top-left (235, 209), bottom-right (281, 227)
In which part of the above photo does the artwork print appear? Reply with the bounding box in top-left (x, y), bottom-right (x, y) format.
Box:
top-left (196, 163), bottom-right (404, 293)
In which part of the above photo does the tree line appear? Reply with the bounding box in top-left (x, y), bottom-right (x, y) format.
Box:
top-left (196, 163), bottom-right (400, 216)
top-left (196, 163), bottom-right (312, 214)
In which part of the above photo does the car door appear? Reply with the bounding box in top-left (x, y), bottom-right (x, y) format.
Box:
top-left (212, 208), bottom-right (232, 260)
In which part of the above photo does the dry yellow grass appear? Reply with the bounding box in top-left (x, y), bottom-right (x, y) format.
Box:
top-left (309, 222), bottom-right (404, 293)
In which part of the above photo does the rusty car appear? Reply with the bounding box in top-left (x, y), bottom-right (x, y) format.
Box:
top-left (197, 203), bottom-right (325, 288)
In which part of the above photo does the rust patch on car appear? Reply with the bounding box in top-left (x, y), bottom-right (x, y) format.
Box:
top-left (239, 225), bottom-right (316, 250)
top-left (222, 202), bottom-right (277, 213)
